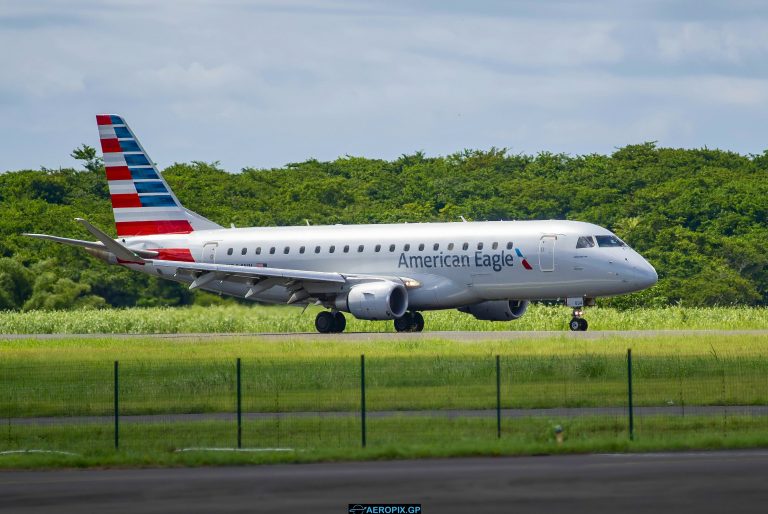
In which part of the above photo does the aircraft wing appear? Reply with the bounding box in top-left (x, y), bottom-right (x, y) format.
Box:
top-left (150, 259), bottom-right (349, 303)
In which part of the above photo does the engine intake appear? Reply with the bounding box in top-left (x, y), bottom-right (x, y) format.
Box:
top-left (458, 300), bottom-right (529, 321)
top-left (336, 281), bottom-right (409, 320)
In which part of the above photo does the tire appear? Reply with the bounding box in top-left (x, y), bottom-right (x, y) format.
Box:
top-left (412, 312), bottom-right (425, 332)
top-left (315, 311), bottom-right (335, 333)
top-left (394, 312), bottom-right (413, 332)
top-left (579, 318), bottom-right (588, 331)
top-left (569, 318), bottom-right (581, 331)
top-left (332, 312), bottom-right (346, 333)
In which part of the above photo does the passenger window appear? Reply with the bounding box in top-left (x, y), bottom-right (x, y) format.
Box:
top-left (358, 245), bottom-right (364, 252)
top-left (576, 236), bottom-right (596, 249)
top-left (241, 248), bottom-right (247, 255)
top-left (255, 247), bottom-right (262, 255)
top-left (227, 248), bottom-right (233, 255)
top-left (284, 247), bottom-right (290, 254)
top-left (314, 246), bottom-right (321, 254)
top-left (375, 244), bottom-right (381, 252)
top-left (299, 246), bottom-right (305, 254)
top-left (389, 244), bottom-right (395, 252)
top-left (506, 242), bottom-right (513, 249)
top-left (477, 242), bottom-right (483, 250)
top-left (343, 245), bottom-right (350, 253)
top-left (433, 243), bottom-right (439, 251)
top-left (329, 245), bottom-right (335, 253)
top-left (269, 247), bottom-right (276, 254)
top-left (418, 243), bottom-right (425, 251)
top-left (404, 244), bottom-right (410, 251)
top-left (492, 242), bottom-right (498, 250)
top-left (448, 243), bottom-right (454, 250)
top-left (462, 243), bottom-right (468, 251)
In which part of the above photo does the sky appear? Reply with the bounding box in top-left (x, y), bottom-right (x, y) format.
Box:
top-left (1, 0), bottom-right (768, 172)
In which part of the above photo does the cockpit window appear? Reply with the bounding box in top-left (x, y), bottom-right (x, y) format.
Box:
top-left (595, 235), bottom-right (627, 247)
top-left (576, 236), bottom-right (595, 248)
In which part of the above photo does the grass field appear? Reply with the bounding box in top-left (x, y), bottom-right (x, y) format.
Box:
top-left (1, 332), bottom-right (766, 468)
top-left (1, 304), bottom-right (768, 334)
top-left (2, 416), bottom-right (768, 469)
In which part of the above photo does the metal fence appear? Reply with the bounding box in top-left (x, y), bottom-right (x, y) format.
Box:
top-left (2, 351), bottom-right (767, 455)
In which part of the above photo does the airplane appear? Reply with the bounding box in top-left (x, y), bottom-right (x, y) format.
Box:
top-left (26, 115), bottom-right (658, 333)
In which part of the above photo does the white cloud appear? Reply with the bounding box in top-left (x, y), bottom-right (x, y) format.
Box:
top-left (0, 0), bottom-right (768, 172)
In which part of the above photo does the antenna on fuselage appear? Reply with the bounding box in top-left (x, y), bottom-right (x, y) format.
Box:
top-left (305, 219), bottom-right (311, 226)
top-left (459, 216), bottom-right (467, 222)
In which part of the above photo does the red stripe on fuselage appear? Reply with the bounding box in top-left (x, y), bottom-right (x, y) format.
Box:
top-left (100, 138), bottom-right (121, 153)
top-left (110, 194), bottom-right (142, 208)
top-left (150, 248), bottom-right (195, 262)
top-left (106, 166), bottom-right (132, 181)
top-left (96, 115), bottom-right (113, 126)
top-left (521, 259), bottom-right (533, 270)
top-left (115, 220), bottom-right (194, 237)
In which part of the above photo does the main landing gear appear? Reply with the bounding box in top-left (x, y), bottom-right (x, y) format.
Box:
top-left (315, 311), bottom-right (346, 333)
top-left (394, 311), bottom-right (424, 333)
top-left (569, 308), bottom-right (588, 332)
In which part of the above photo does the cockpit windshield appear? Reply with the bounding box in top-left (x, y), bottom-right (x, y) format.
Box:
top-left (576, 236), bottom-right (595, 248)
top-left (595, 235), bottom-right (627, 248)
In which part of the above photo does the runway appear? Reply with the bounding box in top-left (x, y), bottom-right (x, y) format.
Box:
top-left (1, 450), bottom-right (767, 513)
top-left (2, 329), bottom-right (768, 340)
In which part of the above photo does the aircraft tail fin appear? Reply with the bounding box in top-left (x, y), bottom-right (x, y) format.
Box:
top-left (96, 114), bottom-right (222, 237)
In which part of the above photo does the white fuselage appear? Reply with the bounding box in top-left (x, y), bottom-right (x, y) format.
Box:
top-left (121, 219), bottom-right (658, 310)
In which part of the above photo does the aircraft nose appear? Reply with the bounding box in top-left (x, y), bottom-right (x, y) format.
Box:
top-left (634, 260), bottom-right (658, 289)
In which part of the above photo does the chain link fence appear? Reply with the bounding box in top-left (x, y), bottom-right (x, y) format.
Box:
top-left (2, 351), bottom-right (767, 455)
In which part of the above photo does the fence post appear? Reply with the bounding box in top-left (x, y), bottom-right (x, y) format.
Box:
top-left (496, 355), bottom-right (501, 439)
top-left (237, 357), bottom-right (242, 449)
top-left (113, 360), bottom-right (119, 449)
top-left (360, 354), bottom-right (366, 448)
top-left (627, 349), bottom-right (634, 441)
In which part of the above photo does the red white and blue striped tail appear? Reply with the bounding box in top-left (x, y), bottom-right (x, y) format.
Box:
top-left (96, 114), bottom-right (222, 238)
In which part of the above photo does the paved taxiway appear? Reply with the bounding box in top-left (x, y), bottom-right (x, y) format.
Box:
top-left (1, 451), bottom-right (767, 513)
top-left (2, 329), bottom-right (768, 340)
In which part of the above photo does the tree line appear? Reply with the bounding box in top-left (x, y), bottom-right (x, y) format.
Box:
top-left (1, 143), bottom-right (767, 310)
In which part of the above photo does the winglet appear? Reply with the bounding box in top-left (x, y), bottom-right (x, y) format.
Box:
top-left (75, 218), bottom-right (145, 263)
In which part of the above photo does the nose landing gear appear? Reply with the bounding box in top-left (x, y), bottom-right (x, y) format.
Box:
top-left (567, 297), bottom-right (593, 331)
top-left (569, 309), bottom-right (588, 331)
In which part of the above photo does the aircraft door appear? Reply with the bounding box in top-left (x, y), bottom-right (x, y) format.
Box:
top-left (539, 235), bottom-right (556, 272)
top-left (202, 242), bottom-right (218, 263)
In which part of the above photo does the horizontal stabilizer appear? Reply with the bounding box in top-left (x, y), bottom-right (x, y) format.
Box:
top-left (24, 232), bottom-right (158, 258)
top-left (75, 218), bottom-right (146, 263)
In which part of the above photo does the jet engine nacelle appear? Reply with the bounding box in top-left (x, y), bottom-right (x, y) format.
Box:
top-left (458, 300), bottom-right (529, 321)
top-left (336, 281), bottom-right (409, 320)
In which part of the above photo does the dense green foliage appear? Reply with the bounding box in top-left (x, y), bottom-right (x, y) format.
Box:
top-left (2, 143), bottom-right (767, 309)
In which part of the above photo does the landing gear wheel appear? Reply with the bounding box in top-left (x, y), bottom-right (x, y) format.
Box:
top-left (394, 312), bottom-right (414, 332)
top-left (412, 312), bottom-right (425, 332)
top-left (332, 312), bottom-right (346, 333)
top-left (315, 311), bottom-right (335, 333)
top-left (569, 317), bottom-right (588, 331)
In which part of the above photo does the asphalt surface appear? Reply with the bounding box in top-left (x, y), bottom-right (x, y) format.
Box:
top-left (7, 405), bottom-right (767, 426)
top-left (2, 329), bottom-right (768, 340)
top-left (1, 451), bottom-right (768, 513)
